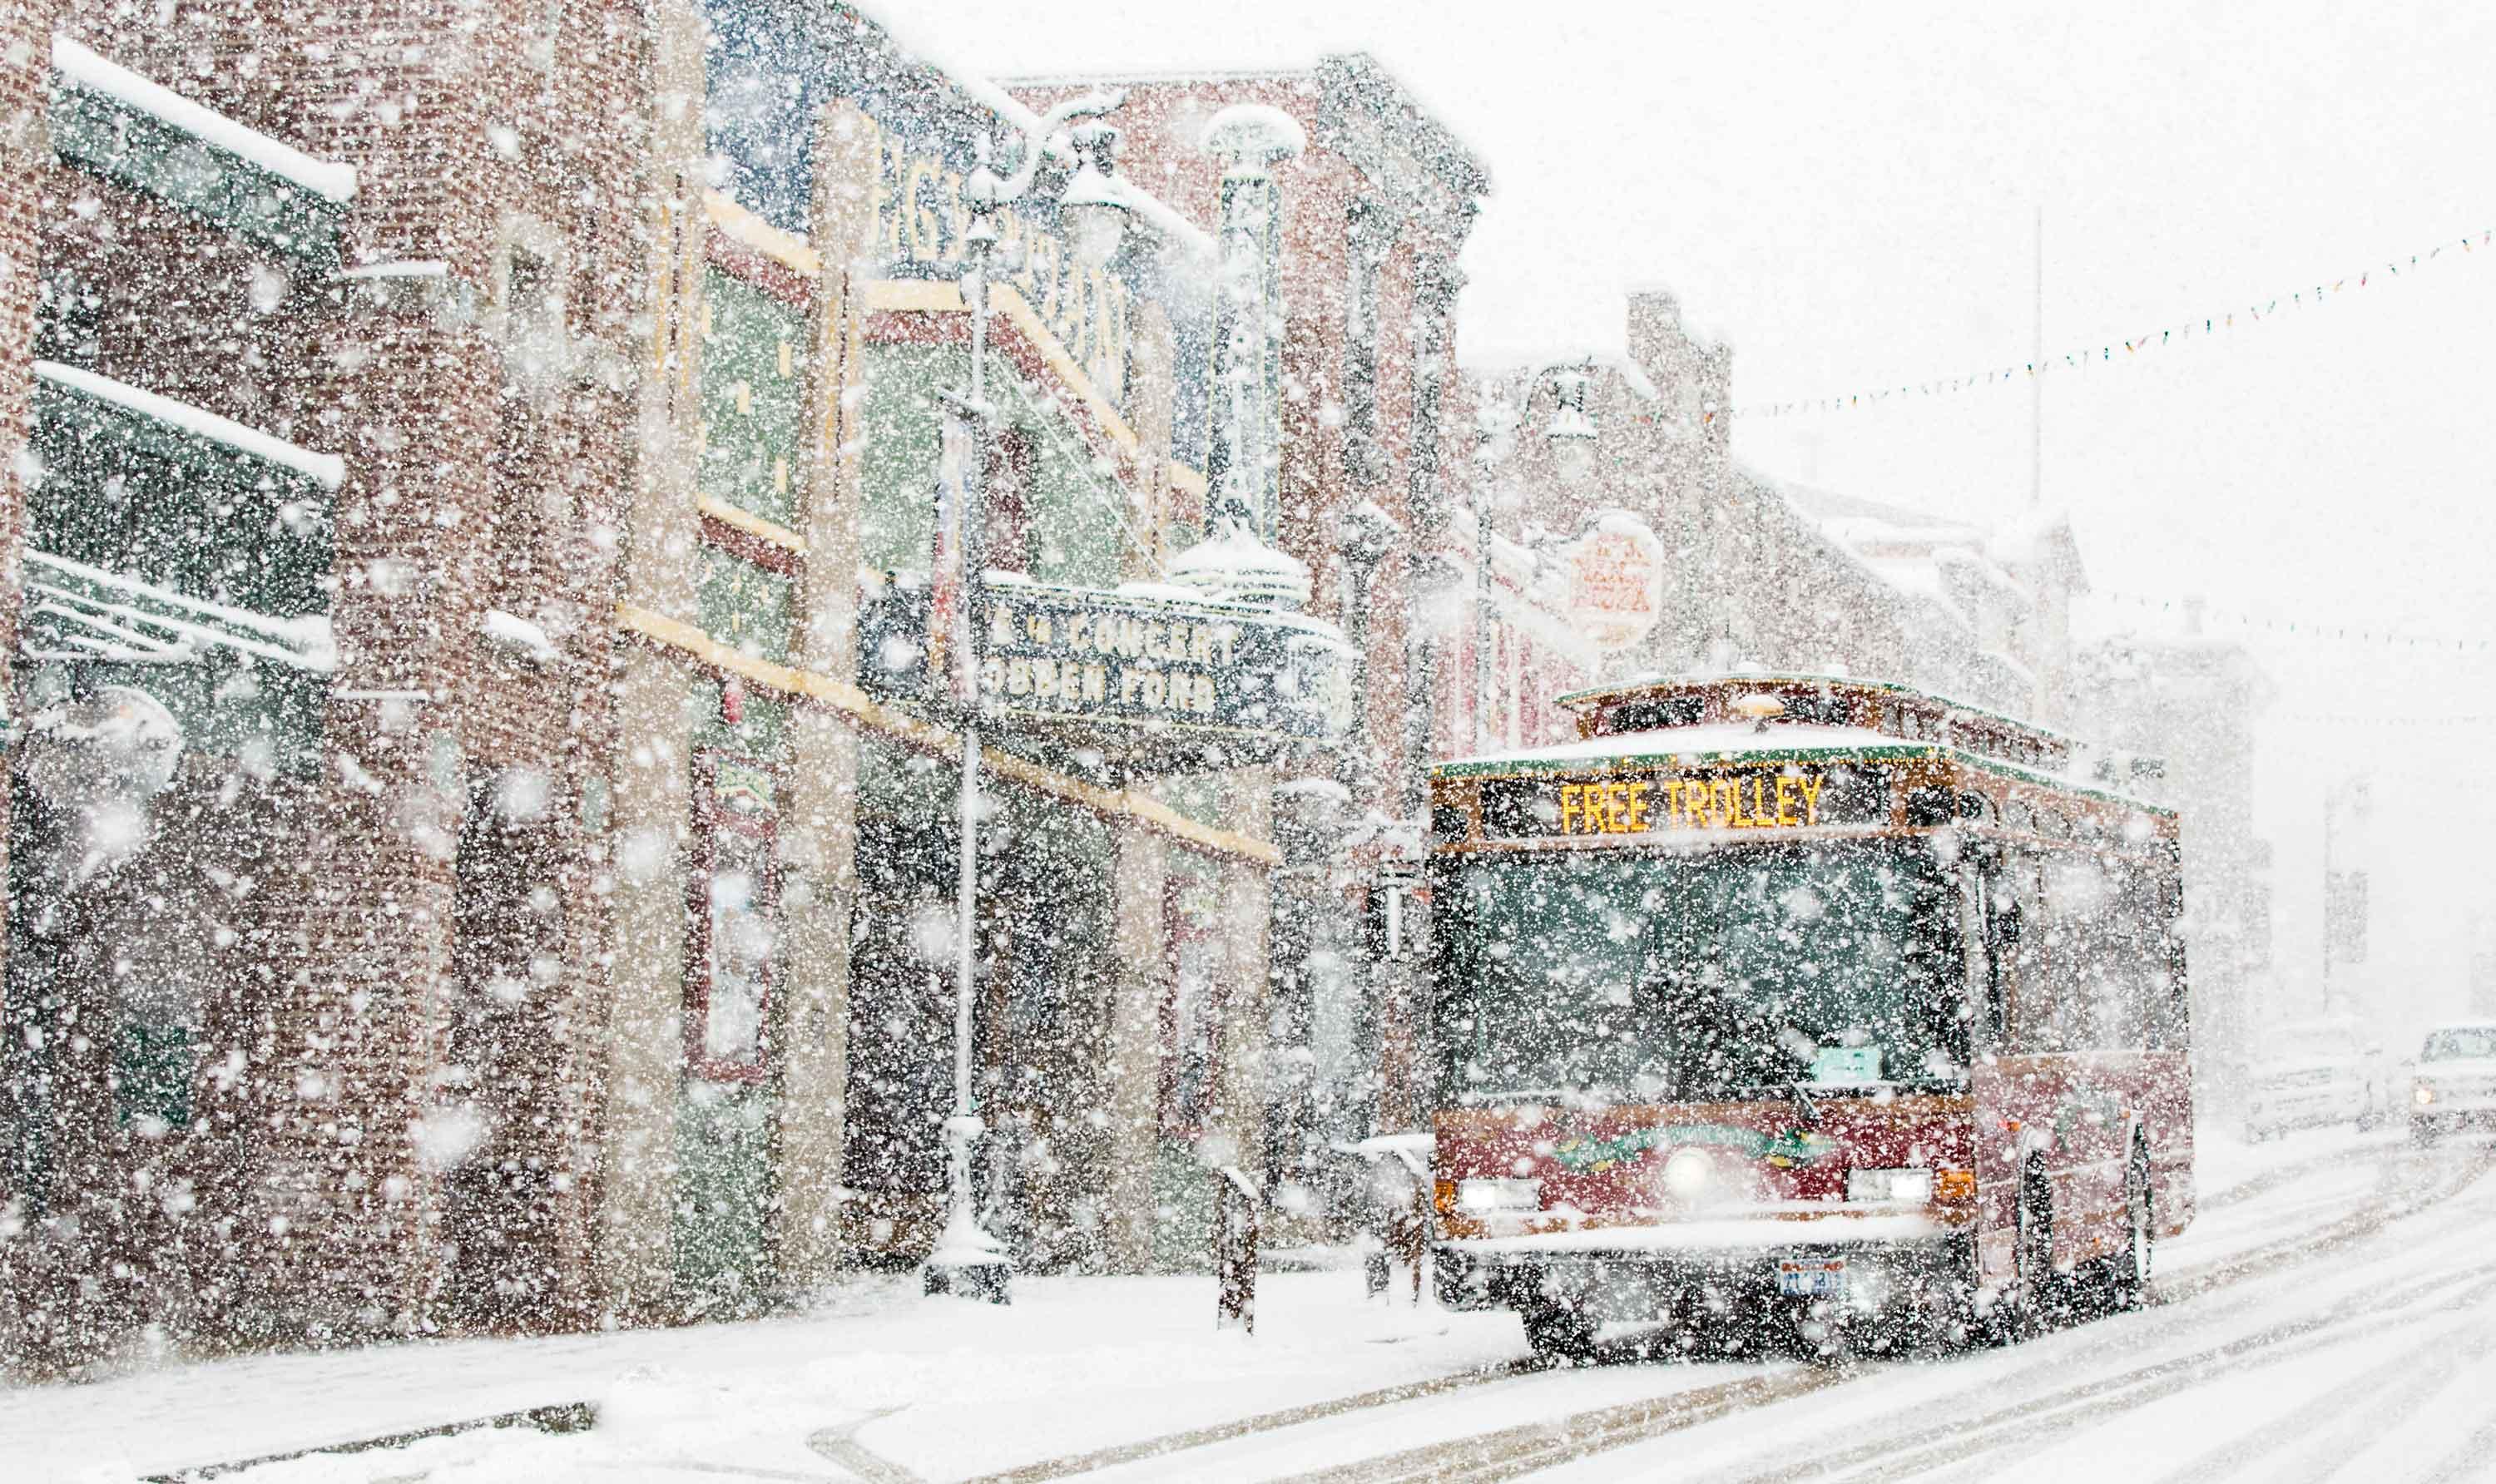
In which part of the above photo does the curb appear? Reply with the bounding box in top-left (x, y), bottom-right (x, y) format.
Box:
top-left (141, 1401), bottom-right (598, 1482)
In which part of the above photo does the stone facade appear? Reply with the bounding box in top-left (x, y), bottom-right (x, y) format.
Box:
top-left (2074, 621), bottom-right (2278, 1101)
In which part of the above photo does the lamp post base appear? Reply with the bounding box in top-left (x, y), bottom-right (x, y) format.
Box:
top-left (922, 1254), bottom-right (1013, 1305)
top-left (924, 1160), bottom-right (1013, 1305)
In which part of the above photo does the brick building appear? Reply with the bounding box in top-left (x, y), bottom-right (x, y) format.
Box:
top-left (1013, 57), bottom-right (1490, 1181)
top-left (2, 0), bottom-right (654, 1364)
top-left (0, 0), bottom-right (1414, 1370)
top-left (0, 0), bottom-right (2114, 1375)
top-left (1456, 286), bottom-right (2091, 745)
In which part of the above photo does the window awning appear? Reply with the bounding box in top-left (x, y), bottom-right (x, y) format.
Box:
top-left (22, 549), bottom-right (334, 672)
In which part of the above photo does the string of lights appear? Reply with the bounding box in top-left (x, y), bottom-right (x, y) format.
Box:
top-left (2084, 589), bottom-right (2495, 652)
top-left (1728, 225), bottom-right (2494, 420)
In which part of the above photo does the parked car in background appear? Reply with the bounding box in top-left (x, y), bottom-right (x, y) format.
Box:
top-left (2243, 1018), bottom-right (2393, 1141)
top-left (2409, 1022), bottom-right (2496, 1143)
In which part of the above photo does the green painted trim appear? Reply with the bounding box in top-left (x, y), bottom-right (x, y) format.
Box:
top-left (697, 270), bottom-right (806, 528)
top-left (49, 82), bottom-right (344, 261)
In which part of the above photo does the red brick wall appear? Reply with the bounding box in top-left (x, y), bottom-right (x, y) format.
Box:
top-left (0, 0), bottom-right (57, 1374)
top-left (4, 0), bottom-right (657, 1355)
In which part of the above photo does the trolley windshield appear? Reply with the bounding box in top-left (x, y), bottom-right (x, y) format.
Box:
top-left (1436, 838), bottom-right (1966, 1103)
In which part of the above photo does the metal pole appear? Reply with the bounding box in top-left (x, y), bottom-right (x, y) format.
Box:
top-left (2029, 205), bottom-right (2043, 509)
top-left (922, 92), bottom-right (1126, 1303)
top-left (930, 175), bottom-right (1003, 1303)
top-left (959, 238), bottom-right (985, 1152)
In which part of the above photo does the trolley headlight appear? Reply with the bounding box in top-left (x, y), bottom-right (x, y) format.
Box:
top-left (1457, 1178), bottom-right (1542, 1213)
top-left (1662, 1148), bottom-right (1714, 1200)
top-left (2414, 1081), bottom-right (2438, 1107)
top-left (1846, 1168), bottom-right (1934, 1205)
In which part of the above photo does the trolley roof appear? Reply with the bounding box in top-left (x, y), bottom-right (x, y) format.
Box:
top-left (1436, 673), bottom-right (2171, 819)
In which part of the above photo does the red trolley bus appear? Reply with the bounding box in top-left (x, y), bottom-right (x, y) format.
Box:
top-left (1427, 675), bottom-right (2193, 1359)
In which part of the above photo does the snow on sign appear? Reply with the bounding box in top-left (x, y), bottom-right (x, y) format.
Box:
top-left (1560, 512), bottom-right (1666, 651)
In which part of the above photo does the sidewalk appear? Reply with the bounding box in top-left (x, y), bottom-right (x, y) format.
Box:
top-left (11, 1117), bottom-right (2378, 1482)
top-left (7, 1268), bottom-right (1518, 1482)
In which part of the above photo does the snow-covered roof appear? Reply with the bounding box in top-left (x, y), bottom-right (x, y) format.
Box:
top-left (32, 361), bottom-right (346, 488)
top-left (1821, 513), bottom-right (1988, 551)
top-left (1439, 721), bottom-right (1925, 774)
top-left (52, 36), bottom-right (356, 204)
top-left (23, 548), bottom-right (334, 672)
top-left (1933, 544), bottom-right (2023, 596)
top-left (1988, 503), bottom-right (2078, 565)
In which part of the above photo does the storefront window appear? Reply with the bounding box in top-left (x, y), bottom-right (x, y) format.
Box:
top-left (687, 755), bottom-right (778, 1081)
top-left (1161, 868), bottom-right (1226, 1136)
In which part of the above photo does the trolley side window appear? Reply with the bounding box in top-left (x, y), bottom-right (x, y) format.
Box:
top-left (2008, 846), bottom-right (2173, 1055)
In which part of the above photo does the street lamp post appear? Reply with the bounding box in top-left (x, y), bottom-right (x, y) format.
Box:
top-left (1468, 363), bottom-right (1602, 750)
top-left (1538, 359), bottom-right (1601, 490)
top-left (924, 91), bottom-right (1130, 1304)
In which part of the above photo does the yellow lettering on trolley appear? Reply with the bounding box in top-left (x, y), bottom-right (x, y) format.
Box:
top-left (1532, 770), bottom-right (1840, 837)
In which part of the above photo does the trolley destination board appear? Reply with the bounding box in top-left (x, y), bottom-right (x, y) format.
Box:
top-left (1463, 761), bottom-right (1899, 843)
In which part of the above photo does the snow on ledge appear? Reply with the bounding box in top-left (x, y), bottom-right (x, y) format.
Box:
top-left (337, 260), bottom-right (448, 280)
top-left (33, 361), bottom-right (346, 489)
top-left (53, 37), bottom-right (356, 204)
top-left (481, 609), bottom-right (559, 664)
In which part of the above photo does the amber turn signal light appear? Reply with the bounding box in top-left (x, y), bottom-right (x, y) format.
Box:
top-left (1934, 1169), bottom-right (1978, 1203)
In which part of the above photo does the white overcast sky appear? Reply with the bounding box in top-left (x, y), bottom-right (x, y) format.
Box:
top-left (906, 0), bottom-right (2496, 1030)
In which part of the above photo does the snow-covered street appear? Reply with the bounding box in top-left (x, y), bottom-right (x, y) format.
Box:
top-left (8, 3), bottom-right (2496, 1480)
top-left (12, 1122), bottom-right (2489, 1482)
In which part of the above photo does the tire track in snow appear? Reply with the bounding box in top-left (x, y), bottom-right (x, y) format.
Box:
top-left (1663, 1148), bottom-right (2496, 1484)
top-left (1758, 1270), bottom-right (2496, 1484)
top-left (1262, 1142), bottom-right (2496, 1484)
top-left (1269, 1366), bottom-right (1855, 1484)
top-left (806, 1406), bottom-right (918, 1483)
top-left (2149, 1298), bottom-right (2496, 1484)
top-left (2196, 1135), bottom-right (2390, 1211)
top-left (953, 1361), bottom-right (1539, 1484)
top-left (2418, 1409), bottom-right (2496, 1484)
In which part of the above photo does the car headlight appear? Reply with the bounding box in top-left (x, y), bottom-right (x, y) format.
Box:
top-left (1458, 1177), bottom-right (1541, 1213)
top-left (1846, 1168), bottom-right (1934, 1204)
top-left (2414, 1082), bottom-right (2437, 1107)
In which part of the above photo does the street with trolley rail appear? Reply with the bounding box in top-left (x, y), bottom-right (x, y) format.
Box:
top-left (12, 1122), bottom-right (2491, 1482)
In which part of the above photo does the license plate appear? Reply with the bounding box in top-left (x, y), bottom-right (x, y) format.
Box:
top-left (1778, 1259), bottom-right (1846, 1297)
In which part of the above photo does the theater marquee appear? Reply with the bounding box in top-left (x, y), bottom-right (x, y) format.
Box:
top-left (859, 574), bottom-right (1358, 754)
